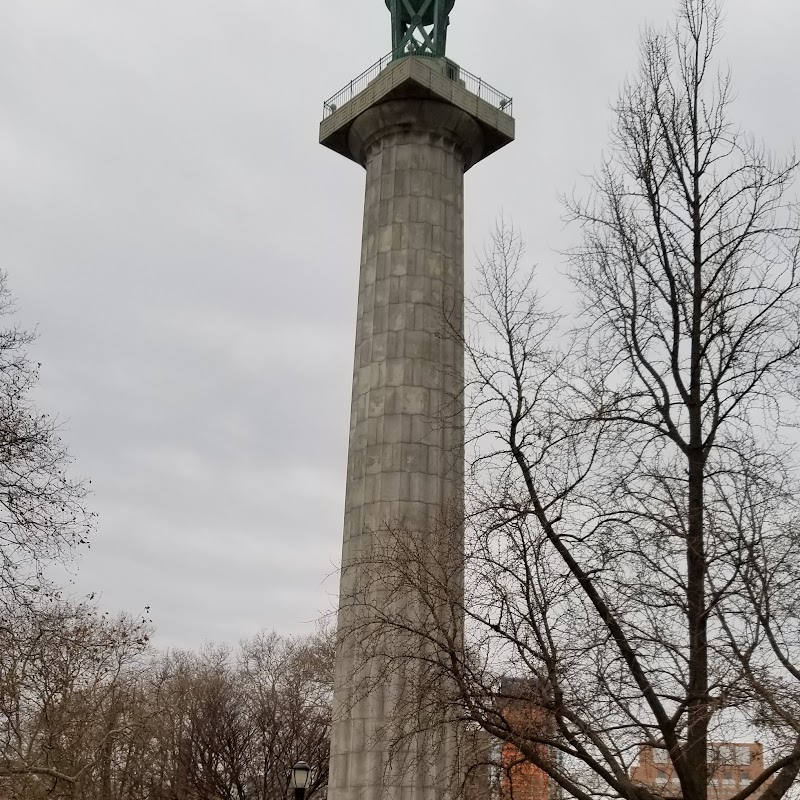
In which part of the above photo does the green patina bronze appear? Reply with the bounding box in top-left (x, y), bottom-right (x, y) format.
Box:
top-left (384, 0), bottom-right (456, 59)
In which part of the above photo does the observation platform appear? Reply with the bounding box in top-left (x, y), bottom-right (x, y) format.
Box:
top-left (319, 53), bottom-right (515, 170)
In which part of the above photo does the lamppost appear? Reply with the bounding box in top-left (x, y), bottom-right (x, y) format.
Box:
top-left (290, 761), bottom-right (312, 800)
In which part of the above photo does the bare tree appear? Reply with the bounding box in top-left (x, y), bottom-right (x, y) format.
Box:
top-left (0, 599), bottom-right (151, 799)
top-left (341, 3), bottom-right (800, 800)
top-left (237, 627), bottom-right (333, 800)
top-left (0, 272), bottom-right (91, 606)
top-left (0, 614), bottom-right (333, 799)
top-left (129, 627), bottom-right (334, 800)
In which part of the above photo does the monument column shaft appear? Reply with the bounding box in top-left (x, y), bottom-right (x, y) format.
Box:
top-left (329, 99), bottom-right (478, 800)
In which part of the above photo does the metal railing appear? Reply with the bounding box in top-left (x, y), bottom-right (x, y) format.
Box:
top-left (322, 52), bottom-right (513, 119)
top-left (459, 68), bottom-right (513, 116)
top-left (323, 51), bottom-right (397, 118)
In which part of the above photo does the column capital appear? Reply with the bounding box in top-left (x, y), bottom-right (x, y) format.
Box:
top-left (348, 99), bottom-right (483, 170)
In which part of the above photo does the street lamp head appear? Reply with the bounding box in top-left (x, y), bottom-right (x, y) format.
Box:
top-left (291, 761), bottom-right (312, 791)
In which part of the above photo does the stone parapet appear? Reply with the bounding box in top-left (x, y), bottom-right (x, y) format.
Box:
top-left (320, 56), bottom-right (514, 169)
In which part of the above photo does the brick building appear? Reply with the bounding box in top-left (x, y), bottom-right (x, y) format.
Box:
top-left (496, 678), bottom-right (554, 800)
top-left (462, 678), bottom-right (558, 800)
top-left (631, 742), bottom-right (772, 799)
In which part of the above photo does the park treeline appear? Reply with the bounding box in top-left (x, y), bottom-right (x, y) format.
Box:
top-left (0, 599), bottom-right (333, 800)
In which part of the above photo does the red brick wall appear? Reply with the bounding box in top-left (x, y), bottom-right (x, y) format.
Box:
top-left (501, 741), bottom-right (548, 800)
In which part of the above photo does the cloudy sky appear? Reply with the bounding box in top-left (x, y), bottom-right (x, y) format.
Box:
top-left (1, 0), bottom-right (798, 650)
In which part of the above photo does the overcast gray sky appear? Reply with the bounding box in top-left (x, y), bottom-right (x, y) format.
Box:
top-left (1, 0), bottom-right (798, 650)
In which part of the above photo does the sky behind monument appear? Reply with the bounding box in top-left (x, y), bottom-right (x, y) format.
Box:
top-left (1, 0), bottom-right (798, 649)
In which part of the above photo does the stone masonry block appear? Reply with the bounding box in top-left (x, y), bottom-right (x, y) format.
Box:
top-left (386, 331), bottom-right (403, 359)
top-left (405, 276), bottom-right (427, 304)
top-left (402, 386), bottom-right (429, 416)
top-left (390, 249), bottom-right (409, 278)
top-left (348, 478), bottom-right (365, 509)
top-left (409, 221), bottom-right (431, 251)
top-left (365, 417), bottom-right (379, 446)
top-left (365, 445), bottom-right (381, 474)
top-left (408, 473), bottom-right (425, 504)
top-left (393, 196), bottom-right (410, 224)
top-left (349, 449), bottom-right (364, 479)
top-left (354, 392), bottom-right (368, 424)
top-left (381, 142), bottom-right (396, 171)
top-left (385, 359), bottom-right (406, 387)
top-left (432, 171), bottom-right (443, 200)
top-left (421, 475), bottom-right (440, 505)
top-left (364, 474), bottom-right (379, 504)
top-left (414, 304), bottom-right (432, 332)
top-left (370, 332), bottom-right (388, 361)
top-left (365, 232), bottom-right (377, 260)
top-left (410, 414), bottom-right (433, 445)
top-left (402, 442), bottom-right (426, 472)
top-left (382, 414), bottom-right (404, 444)
top-left (370, 360), bottom-right (387, 390)
top-left (397, 472), bottom-right (410, 502)
top-left (432, 225), bottom-right (447, 258)
top-left (372, 304), bottom-right (388, 336)
top-left (380, 172), bottom-right (395, 200)
top-left (375, 252), bottom-right (389, 282)
top-left (422, 361), bottom-right (448, 391)
top-left (417, 196), bottom-right (443, 227)
top-left (373, 278), bottom-right (390, 308)
top-left (383, 386), bottom-right (402, 415)
top-left (411, 360), bottom-right (442, 389)
top-left (410, 168), bottom-right (433, 197)
top-left (379, 472), bottom-right (401, 502)
top-left (368, 388), bottom-right (385, 418)
top-left (365, 181), bottom-right (380, 209)
top-left (382, 443), bottom-right (403, 472)
top-left (427, 446), bottom-right (441, 476)
top-left (388, 277), bottom-right (402, 305)
top-left (403, 330), bottom-right (431, 360)
top-left (377, 227), bottom-right (393, 254)
top-left (445, 203), bottom-right (457, 233)
top-left (394, 168), bottom-right (408, 195)
top-left (387, 303), bottom-right (406, 332)
top-left (378, 200), bottom-right (391, 227)
top-left (395, 142), bottom-right (412, 170)
top-left (357, 364), bottom-right (371, 395)
top-left (391, 223), bottom-right (408, 251)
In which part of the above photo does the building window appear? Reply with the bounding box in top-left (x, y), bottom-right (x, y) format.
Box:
top-left (652, 748), bottom-right (670, 764)
top-left (722, 770), bottom-right (736, 786)
top-left (717, 745), bottom-right (752, 766)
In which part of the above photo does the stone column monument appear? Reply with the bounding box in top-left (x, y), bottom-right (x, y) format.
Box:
top-left (320, 4), bottom-right (514, 798)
